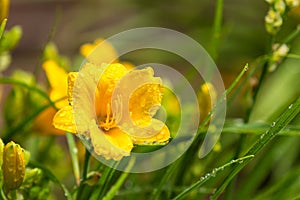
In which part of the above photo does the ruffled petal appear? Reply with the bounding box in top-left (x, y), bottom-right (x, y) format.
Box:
top-left (130, 119), bottom-right (170, 145)
top-left (67, 72), bottom-right (78, 106)
top-left (112, 67), bottom-right (164, 138)
top-left (89, 119), bottom-right (132, 160)
top-left (129, 82), bottom-right (163, 126)
top-left (53, 106), bottom-right (77, 133)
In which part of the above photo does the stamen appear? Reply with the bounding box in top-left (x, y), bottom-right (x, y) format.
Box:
top-left (100, 103), bottom-right (116, 131)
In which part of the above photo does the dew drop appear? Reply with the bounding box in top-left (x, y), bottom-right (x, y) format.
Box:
top-left (271, 122), bottom-right (276, 127)
top-left (260, 134), bottom-right (265, 139)
top-left (288, 104), bottom-right (293, 109)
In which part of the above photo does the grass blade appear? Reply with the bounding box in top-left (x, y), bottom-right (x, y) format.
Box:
top-left (172, 155), bottom-right (254, 200)
top-left (210, 97), bottom-right (300, 200)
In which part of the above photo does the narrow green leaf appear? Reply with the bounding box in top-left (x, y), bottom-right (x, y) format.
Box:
top-left (172, 155), bottom-right (254, 200)
top-left (210, 97), bottom-right (300, 200)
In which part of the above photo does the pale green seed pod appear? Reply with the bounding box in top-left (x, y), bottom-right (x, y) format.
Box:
top-left (2, 141), bottom-right (25, 191)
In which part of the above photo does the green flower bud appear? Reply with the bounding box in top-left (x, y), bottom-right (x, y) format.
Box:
top-left (2, 141), bottom-right (25, 191)
top-left (265, 9), bottom-right (283, 34)
top-left (0, 25), bottom-right (22, 52)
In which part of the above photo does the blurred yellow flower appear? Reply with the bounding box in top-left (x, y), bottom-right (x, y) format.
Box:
top-left (53, 63), bottom-right (170, 160)
top-left (291, 4), bottom-right (300, 18)
top-left (198, 83), bottom-right (217, 123)
top-left (80, 38), bottom-right (135, 70)
top-left (80, 38), bottom-right (118, 64)
top-left (34, 60), bottom-right (68, 135)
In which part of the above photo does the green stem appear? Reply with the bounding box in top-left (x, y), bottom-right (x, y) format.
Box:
top-left (66, 132), bottom-right (81, 186)
top-left (102, 158), bottom-right (135, 200)
top-left (0, 188), bottom-right (8, 200)
top-left (33, 6), bottom-right (61, 77)
top-left (198, 64), bottom-right (249, 131)
top-left (9, 190), bottom-right (17, 200)
top-left (0, 77), bottom-right (56, 108)
top-left (82, 151), bottom-right (90, 181)
top-left (211, 0), bottom-right (224, 61)
top-left (0, 18), bottom-right (7, 40)
top-left (210, 97), bottom-right (300, 200)
top-left (172, 155), bottom-right (254, 200)
top-left (3, 104), bottom-right (50, 142)
top-left (282, 24), bottom-right (300, 44)
top-left (150, 159), bottom-right (181, 200)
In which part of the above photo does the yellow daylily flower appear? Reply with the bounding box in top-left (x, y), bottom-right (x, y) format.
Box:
top-left (33, 60), bottom-right (68, 135)
top-left (80, 38), bottom-right (135, 70)
top-left (53, 62), bottom-right (170, 160)
top-left (80, 38), bottom-right (118, 65)
top-left (198, 82), bottom-right (217, 123)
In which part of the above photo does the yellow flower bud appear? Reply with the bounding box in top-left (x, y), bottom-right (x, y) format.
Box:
top-left (2, 141), bottom-right (25, 191)
top-left (0, 139), bottom-right (4, 187)
top-left (0, 0), bottom-right (9, 22)
top-left (0, 139), bottom-right (4, 166)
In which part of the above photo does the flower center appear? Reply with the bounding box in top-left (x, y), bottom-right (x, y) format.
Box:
top-left (99, 103), bottom-right (116, 131)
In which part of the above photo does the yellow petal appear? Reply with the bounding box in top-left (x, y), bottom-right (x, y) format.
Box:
top-left (34, 107), bottom-right (65, 135)
top-left (129, 82), bottom-right (163, 126)
top-left (80, 39), bottom-right (118, 65)
top-left (43, 60), bottom-right (68, 108)
top-left (53, 106), bottom-right (77, 133)
top-left (105, 128), bottom-right (133, 152)
top-left (121, 61), bottom-right (135, 70)
top-left (67, 72), bottom-right (78, 106)
top-left (112, 67), bottom-right (164, 138)
top-left (131, 119), bottom-right (170, 145)
top-left (198, 83), bottom-right (217, 123)
top-left (89, 119), bottom-right (132, 160)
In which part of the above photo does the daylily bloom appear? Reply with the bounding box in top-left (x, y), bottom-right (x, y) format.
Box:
top-left (198, 83), bottom-right (217, 123)
top-left (80, 38), bottom-right (118, 63)
top-left (33, 60), bottom-right (68, 135)
top-left (53, 62), bottom-right (170, 160)
top-left (80, 38), bottom-right (134, 70)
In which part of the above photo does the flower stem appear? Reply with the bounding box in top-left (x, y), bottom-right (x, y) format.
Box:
top-left (210, 0), bottom-right (224, 61)
top-left (0, 18), bottom-right (7, 40)
top-left (102, 158), bottom-right (135, 200)
top-left (66, 132), bottom-right (80, 186)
